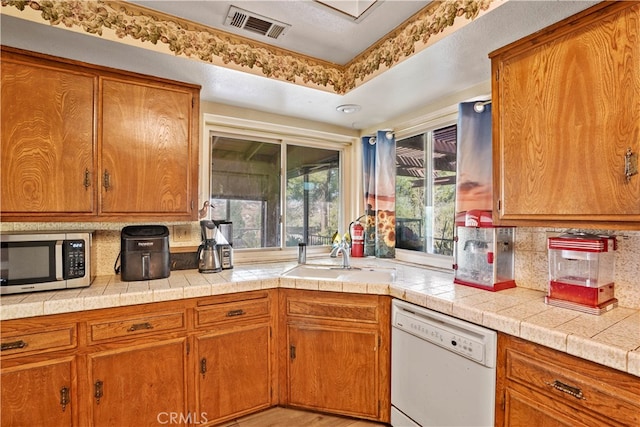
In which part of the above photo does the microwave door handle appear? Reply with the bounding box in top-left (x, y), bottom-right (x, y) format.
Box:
top-left (55, 240), bottom-right (64, 280)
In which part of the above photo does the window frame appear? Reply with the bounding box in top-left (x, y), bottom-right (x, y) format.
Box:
top-left (201, 113), bottom-right (357, 264)
top-left (392, 105), bottom-right (459, 270)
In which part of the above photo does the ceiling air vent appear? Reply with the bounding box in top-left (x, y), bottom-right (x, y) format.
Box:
top-left (224, 6), bottom-right (291, 40)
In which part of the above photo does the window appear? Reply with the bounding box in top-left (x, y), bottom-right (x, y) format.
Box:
top-left (209, 133), bottom-right (341, 250)
top-left (209, 136), bottom-right (281, 249)
top-left (285, 145), bottom-right (340, 247)
top-left (395, 124), bottom-right (457, 256)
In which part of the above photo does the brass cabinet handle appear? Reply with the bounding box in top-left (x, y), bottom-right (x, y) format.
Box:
top-left (546, 379), bottom-right (585, 400)
top-left (625, 147), bottom-right (638, 183)
top-left (1, 340), bottom-right (27, 351)
top-left (83, 169), bottom-right (91, 190)
top-left (127, 322), bottom-right (154, 332)
top-left (94, 380), bottom-right (103, 405)
top-left (102, 170), bottom-right (111, 191)
top-left (60, 386), bottom-right (70, 412)
top-left (290, 345), bottom-right (296, 360)
top-left (226, 309), bottom-right (245, 317)
top-left (200, 357), bottom-right (207, 378)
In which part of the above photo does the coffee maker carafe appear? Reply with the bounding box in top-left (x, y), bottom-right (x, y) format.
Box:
top-left (197, 220), bottom-right (221, 273)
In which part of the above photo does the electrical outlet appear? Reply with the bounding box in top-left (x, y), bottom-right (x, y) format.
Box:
top-left (173, 225), bottom-right (191, 242)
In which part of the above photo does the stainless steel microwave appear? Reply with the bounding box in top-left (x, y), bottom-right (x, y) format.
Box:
top-left (0, 232), bottom-right (94, 295)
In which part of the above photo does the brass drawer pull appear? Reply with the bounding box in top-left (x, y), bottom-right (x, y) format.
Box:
top-left (1, 340), bottom-right (28, 351)
top-left (226, 309), bottom-right (245, 317)
top-left (127, 322), bottom-right (154, 332)
top-left (546, 379), bottom-right (586, 400)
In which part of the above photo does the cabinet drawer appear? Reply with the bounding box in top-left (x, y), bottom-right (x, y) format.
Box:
top-left (505, 347), bottom-right (640, 425)
top-left (0, 325), bottom-right (76, 357)
top-left (196, 299), bottom-right (270, 327)
top-left (286, 297), bottom-right (378, 323)
top-left (89, 311), bottom-right (186, 343)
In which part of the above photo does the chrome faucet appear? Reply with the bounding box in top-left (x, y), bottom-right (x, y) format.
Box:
top-left (330, 237), bottom-right (351, 269)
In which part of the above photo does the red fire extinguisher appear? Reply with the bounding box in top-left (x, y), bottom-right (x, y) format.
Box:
top-left (351, 220), bottom-right (364, 257)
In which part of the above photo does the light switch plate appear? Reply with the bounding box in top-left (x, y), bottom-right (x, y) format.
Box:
top-left (173, 225), bottom-right (191, 242)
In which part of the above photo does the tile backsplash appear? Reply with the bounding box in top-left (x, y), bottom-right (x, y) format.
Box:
top-left (2, 223), bottom-right (638, 309)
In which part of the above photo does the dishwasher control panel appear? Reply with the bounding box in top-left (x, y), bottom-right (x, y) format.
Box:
top-left (393, 311), bottom-right (485, 363)
top-left (391, 300), bottom-right (497, 367)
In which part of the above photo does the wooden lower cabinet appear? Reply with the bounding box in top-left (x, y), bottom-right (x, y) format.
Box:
top-left (0, 289), bottom-right (393, 425)
top-left (194, 325), bottom-right (272, 425)
top-left (502, 387), bottom-right (591, 427)
top-left (1, 356), bottom-right (76, 427)
top-left (279, 289), bottom-right (390, 423)
top-left (496, 333), bottom-right (640, 427)
top-left (286, 325), bottom-right (379, 418)
top-left (192, 291), bottom-right (277, 426)
top-left (87, 338), bottom-right (188, 426)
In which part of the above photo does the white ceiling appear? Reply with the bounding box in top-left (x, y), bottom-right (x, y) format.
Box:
top-left (0, 1), bottom-right (598, 130)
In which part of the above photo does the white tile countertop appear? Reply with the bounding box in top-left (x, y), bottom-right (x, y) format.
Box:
top-left (1, 258), bottom-right (639, 378)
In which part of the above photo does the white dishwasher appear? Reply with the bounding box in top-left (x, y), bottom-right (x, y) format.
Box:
top-left (391, 299), bottom-right (497, 427)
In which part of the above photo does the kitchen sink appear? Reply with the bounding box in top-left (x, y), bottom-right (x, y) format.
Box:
top-left (282, 264), bottom-right (397, 283)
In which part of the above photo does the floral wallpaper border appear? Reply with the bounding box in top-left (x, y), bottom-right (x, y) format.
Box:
top-left (1, 0), bottom-right (494, 94)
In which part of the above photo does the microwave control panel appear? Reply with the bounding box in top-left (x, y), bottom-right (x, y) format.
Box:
top-left (63, 240), bottom-right (86, 279)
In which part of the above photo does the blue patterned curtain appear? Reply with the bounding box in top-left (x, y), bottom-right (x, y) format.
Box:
top-left (455, 101), bottom-right (493, 215)
top-left (362, 135), bottom-right (377, 256)
top-left (362, 130), bottom-right (396, 258)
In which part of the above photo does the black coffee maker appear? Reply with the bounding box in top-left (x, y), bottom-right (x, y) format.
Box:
top-left (197, 220), bottom-right (221, 273)
top-left (214, 220), bottom-right (233, 270)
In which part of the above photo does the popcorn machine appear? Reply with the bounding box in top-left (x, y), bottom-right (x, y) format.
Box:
top-left (546, 232), bottom-right (618, 314)
top-left (453, 210), bottom-right (516, 291)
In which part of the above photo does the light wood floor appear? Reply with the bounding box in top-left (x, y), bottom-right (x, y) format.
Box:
top-left (218, 407), bottom-right (387, 427)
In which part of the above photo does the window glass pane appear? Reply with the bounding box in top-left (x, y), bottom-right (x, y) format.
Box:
top-left (396, 125), bottom-right (456, 256)
top-left (210, 136), bottom-right (281, 249)
top-left (286, 146), bottom-right (340, 247)
top-left (396, 134), bottom-right (425, 251)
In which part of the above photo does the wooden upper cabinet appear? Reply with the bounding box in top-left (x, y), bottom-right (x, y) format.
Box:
top-left (100, 78), bottom-right (196, 217)
top-left (490, 2), bottom-right (640, 228)
top-left (0, 47), bottom-right (200, 222)
top-left (1, 54), bottom-right (96, 215)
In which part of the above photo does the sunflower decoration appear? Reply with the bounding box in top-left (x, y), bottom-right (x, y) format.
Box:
top-left (375, 209), bottom-right (396, 257)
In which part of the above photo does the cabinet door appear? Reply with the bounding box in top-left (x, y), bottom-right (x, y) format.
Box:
top-left (88, 338), bottom-right (187, 427)
top-left (503, 387), bottom-right (596, 427)
top-left (1, 357), bottom-right (75, 427)
top-left (492, 2), bottom-right (640, 225)
top-left (1, 57), bottom-right (95, 215)
top-left (195, 325), bottom-right (272, 425)
top-left (100, 78), bottom-right (195, 217)
top-left (287, 325), bottom-right (380, 420)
